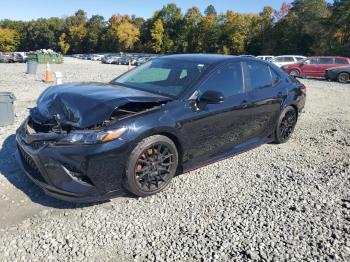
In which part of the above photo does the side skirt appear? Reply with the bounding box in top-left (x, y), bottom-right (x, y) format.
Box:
top-left (181, 137), bottom-right (273, 174)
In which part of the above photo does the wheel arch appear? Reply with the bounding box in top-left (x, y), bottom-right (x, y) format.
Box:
top-left (132, 127), bottom-right (185, 166)
top-left (290, 68), bottom-right (301, 75)
top-left (157, 132), bottom-right (184, 165)
top-left (281, 101), bottom-right (299, 121)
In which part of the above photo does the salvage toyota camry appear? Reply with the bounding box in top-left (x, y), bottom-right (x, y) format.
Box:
top-left (16, 54), bottom-right (306, 202)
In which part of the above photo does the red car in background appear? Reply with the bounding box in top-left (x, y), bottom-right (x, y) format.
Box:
top-left (282, 56), bottom-right (350, 78)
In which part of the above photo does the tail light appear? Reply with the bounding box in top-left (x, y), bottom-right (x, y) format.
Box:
top-left (300, 85), bottom-right (306, 94)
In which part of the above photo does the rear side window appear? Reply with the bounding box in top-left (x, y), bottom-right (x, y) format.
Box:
top-left (274, 57), bottom-right (284, 62)
top-left (296, 57), bottom-right (305, 61)
top-left (304, 58), bottom-right (318, 65)
top-left (284, 57), bottom-right (295, 62)
top-left (247, 62), bottom-right (273, 90)
top-left (335, 58), bottom-right (349, 64)
top-left (318, 58), bottom-right (334, 64)
top-left (199, 63), bottom-right (244, 97)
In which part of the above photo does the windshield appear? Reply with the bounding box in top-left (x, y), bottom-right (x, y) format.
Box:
top-left (111, 58), bottom-right (208, 98)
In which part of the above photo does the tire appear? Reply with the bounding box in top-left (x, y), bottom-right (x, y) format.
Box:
top-left (124, 135), bottom-right (178, 197)
top-left (289, 70), bottom-right (300, 77)
top-left (337, 72), bottom-right (349, 84)
top-left (274, 106), bottom-right (298, 144)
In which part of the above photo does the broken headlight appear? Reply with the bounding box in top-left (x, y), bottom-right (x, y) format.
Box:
top-left (56, 127), bottom-right (127, 145)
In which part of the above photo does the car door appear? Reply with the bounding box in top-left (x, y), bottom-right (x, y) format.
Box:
top-left (245, 61), bottom-right (285, 140)
top-left (178, 62), bottom-right (252, 165)
top-left (300, 58), bottom-right (319, 77)
top-left (317, 57), bottom-right (335, 77)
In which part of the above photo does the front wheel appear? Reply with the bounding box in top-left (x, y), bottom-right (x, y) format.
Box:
top-left (289, 70), bottom-right (300, 77)
top-left (124, 135), bottom-right (178, 197)
top-left (274, 106), bottom-right (298, 144)
top-left (337, 72), bottom-right (349, 84)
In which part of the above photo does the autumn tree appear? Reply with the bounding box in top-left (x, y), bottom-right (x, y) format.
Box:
top-left (0, 28), bottom-right (19, 52)
top-left (105, 15), bottom-right (140, 51)
top-left (58, 33), bottom-right (70, 54)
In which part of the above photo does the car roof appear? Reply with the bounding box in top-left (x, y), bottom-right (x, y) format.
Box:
top-left (306, 56), bottom-right (349, 59)
top-left (275, 55), bottom-right (305, 58)
top-left (160, 54), bottom-right (240, 65)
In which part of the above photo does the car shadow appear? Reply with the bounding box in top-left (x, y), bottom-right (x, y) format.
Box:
top-left (0, 134), bottom-right (131, 209)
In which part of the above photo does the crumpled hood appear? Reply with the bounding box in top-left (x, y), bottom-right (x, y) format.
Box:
top-left (30, 82), bottom-right (170, 129)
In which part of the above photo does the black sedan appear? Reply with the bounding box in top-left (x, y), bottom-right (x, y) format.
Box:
top-left (16, 54), bottom-right (306, 202)
top-left (325, 66), bottom-right (350, 83)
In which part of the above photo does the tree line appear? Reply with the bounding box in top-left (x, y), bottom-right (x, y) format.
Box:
top-left (0, 0), bottom-right (349, 56)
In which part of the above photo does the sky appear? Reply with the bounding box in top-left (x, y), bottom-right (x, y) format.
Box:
top-left (0, 0), bottom-right (291, 21)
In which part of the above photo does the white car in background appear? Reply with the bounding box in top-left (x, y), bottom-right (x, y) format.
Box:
top-left (271, 55), bottom-right (306, 67)
top-left (257, 55), bottom-right (274, 61)
top-left (90, 54), bottom-right (104, 61)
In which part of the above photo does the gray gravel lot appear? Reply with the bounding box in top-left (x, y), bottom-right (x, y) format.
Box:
top-left (0, 58), bottom-right (349, 261)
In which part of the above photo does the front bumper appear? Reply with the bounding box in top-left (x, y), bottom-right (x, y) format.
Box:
top-left (325, 70), bottom-right (337, 80)
top-left (16, 121), bottom-right (131, 203)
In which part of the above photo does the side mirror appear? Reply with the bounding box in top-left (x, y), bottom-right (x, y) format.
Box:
top-left (199, 90), bottom-right (224, 104)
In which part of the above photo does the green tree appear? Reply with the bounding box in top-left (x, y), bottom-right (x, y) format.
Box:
top-left (153, 4), bottom-right (182, 52)
top-left (84, 15), bottom-right (105, 53)
top-left (327, 0), bottom-right (350, 56)
top-left (150, 19), bottom-right (164, 53)
top-left (198, 8), bottom-right (220, 53)
top-left (181, 7), bottom-right (203, 52)
top-left (205, 5), bottom-right (217, 16)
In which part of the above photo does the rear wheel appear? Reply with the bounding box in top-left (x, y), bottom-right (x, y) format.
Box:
top-left (337, 72), bottom-right (349, 84)
top-left (274, 106), bottom-right (298, 144)
top-left (124, 135), bottom-right (178, 197)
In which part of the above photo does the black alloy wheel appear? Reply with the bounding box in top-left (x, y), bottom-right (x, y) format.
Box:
top-left (337, 72), bottom-right (349, 84)
top-left (275, 106), bottom-right (298, 144)
top-left (125, 135), bottom-right (178, 197)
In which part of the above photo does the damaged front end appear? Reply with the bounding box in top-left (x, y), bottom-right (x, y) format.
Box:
top-left (15, 82), bottom-right (171, 202)
top-left (26, 101), bottom-right (166, 146)
top-left (24, 82), bottom-right (171, 145)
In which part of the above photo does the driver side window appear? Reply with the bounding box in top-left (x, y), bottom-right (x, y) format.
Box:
top-left (198, 63), bottom-right (244, 97)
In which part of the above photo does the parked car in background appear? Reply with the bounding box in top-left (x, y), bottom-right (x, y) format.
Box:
top-left (325, 65), bottom-right (350, 83)
top-left (90, 54), bottom-right (104, 61)
top-left (102, 55), bottom-right (121, 64)
top-left (13, 52), bottom-right (27, 63)
top-left (240, 55), bottom-right (255, 58)
top-left (16, 54), bottom-right (306, 202)
top-left (0, 53), bottom-right (14, 63)
top-left (271, 55), bottom-right (306, 67)
top-left (257, 56), bottom-right (274, 61)
top-left (282, 56), bottom-right (350, 78)
top-left (135, 56), bottom-right (154, 66)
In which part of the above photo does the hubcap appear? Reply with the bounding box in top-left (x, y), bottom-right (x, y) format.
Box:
top-left (339, 74), bottom-right (349, 83)
top-left (290, 70), bottom-right (299, 76)
top-left (279, 110), bottom-right (297, 139)
top-left (135, 143), bottom-right (175, 191)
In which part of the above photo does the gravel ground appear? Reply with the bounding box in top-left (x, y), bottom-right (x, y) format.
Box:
top-left (0, 58), bottom-right (349, 261)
